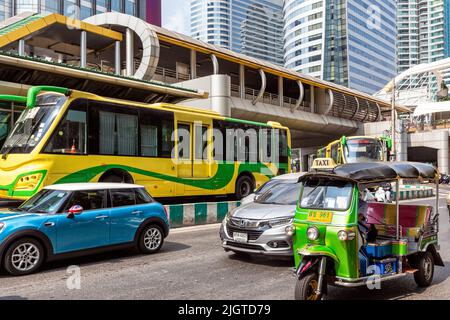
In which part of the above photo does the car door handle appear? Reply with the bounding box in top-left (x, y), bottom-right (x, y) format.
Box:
top-left (95, 215), bottom-right (108, 219)
top-left (44, 222), bottom-right (55, 227)
top-left (131, 210), bottom-right (143, 215)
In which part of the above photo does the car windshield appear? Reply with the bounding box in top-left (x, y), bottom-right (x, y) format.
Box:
top-left (17, 189), bottom-right (70, 214)
top-left (300, 178), bottom-right (353, 211)
top-left (1, 94), bottom-right (67, 155)
top-left (255, 182), bottom-right (301, 205)
top-left (344, 138), bottom-right (383, 163)
top-left (255, 179), bottom-right (285, 195)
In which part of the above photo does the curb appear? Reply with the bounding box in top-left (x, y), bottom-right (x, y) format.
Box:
top-left (165, 201), bottom-right (241, 228)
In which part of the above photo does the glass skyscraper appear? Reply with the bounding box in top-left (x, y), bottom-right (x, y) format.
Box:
top-left (284, 0), bottom-right (397, 94)
top-left (190, 0), bottom-right (284, 65)
top-left (398, 0), bottom-right (450, 74)
top-left (0, 0), bottom-right (156, 22)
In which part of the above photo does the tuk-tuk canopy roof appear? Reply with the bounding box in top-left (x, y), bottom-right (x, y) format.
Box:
top-left (304, 162), bottom-right (438, 182)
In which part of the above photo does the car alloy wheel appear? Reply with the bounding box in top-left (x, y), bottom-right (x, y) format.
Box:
top-left (144, 227), bottom-right (162, 250)
top-left (11, 243), bottom-right (41, 272)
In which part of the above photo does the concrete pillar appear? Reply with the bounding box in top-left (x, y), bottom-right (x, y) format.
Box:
top-left (190, 49), bottom-right (197, 79)
top-left (126, 28), bottom-right (134, 77)
top-left (80, 31), bottom-right (87, 68)
top-left (210, 74), bottom-right (231, 117)
top-left (18, 39), bottom-right (25, 56)
top-left (437, 131), bottom-right (449, 174)
top-left (239, 64), bottom-right (245, 99)
top-left (278, 76), bottom-right (284, 107)
top-left (115, 41), bottom-right (121, 76)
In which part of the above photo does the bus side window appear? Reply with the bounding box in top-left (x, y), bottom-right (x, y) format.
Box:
top-left (330, 143), bottom-right (339, 164)
top-left (44, 99), bottom-right (88, 155)
top-left (279, 129), bottom-right (288, 164)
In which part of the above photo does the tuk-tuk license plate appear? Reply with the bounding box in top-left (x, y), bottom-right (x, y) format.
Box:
top-left (307, 211), bottom-right (333, 223)
top-left (233, 232), bottom-right (248, 243)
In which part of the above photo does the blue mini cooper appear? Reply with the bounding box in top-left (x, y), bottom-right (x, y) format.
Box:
top-left (0, 183), bottom-right (170, 276)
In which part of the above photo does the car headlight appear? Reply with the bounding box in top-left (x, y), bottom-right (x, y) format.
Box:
top-left (0, 222), bottom-right (5, 233)
top-left (285, 225), bottom-right (295, 236)
top-left (14, 173), bottom-right (43, 191)
top-left (307, 226), bottom-right (319, 241)
top-left (269, 217), bottom-right (293, 227)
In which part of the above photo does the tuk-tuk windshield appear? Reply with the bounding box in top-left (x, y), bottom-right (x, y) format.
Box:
top-left (300, 178), bottom-right (353, 211)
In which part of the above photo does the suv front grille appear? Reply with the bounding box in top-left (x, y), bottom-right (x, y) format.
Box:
top-left (226, 224), bottom-right (264, 241)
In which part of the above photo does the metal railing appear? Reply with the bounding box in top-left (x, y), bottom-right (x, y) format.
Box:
top-left (154, 66), bottom-right (191, 83)
top-left (230, 84), bottom-right (311, 112)
top-left (150, 66), bottom-right (312, 112)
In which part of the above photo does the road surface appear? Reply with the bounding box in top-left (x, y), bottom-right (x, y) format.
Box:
top-left (1, 187), bottom-right (449, 300)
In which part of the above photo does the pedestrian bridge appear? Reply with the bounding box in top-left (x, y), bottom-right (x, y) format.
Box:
top-left (0, 11), bottom-right (409, 148)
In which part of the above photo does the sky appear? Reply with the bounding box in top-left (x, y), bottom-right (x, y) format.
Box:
top-left (161, 0), bottom-right (190, 35)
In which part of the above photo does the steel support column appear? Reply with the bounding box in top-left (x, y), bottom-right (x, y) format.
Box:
top-left (293, 80), bottom-right (304, 111)
top-left (80, 31), bottom-right (87, 68)
top-left (190, 49), bottom-right (197, 79)
top-left (278, 76), bottom-right (284, 107)
top-left (210, 54), bottom-right (219, 75)
top-left (115, 41), bottom-right (121, 75)
top-left (18, 39), bottom-right (25, 56)
top-left (239, 64), bottom-right (245, 99)
top-left (126, 28), bottom-right (134, 77)
top-left (252, 69), bottom-right (266, 105)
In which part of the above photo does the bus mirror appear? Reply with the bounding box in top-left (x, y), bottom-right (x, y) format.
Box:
top-left (340, 136), bottom-right (347, 146)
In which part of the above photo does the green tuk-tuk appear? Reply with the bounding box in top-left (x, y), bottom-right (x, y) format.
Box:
top-left (287, 159), bottom-right (444, 300)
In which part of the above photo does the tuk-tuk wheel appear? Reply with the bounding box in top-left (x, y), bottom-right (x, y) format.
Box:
top-left (295, 273), bottom-right (324, 300)
top-left (414, 251), bottom-right (434, 287)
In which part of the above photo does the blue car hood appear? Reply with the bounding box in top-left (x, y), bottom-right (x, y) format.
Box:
top-left (0, 210), bottom-right (39, 222)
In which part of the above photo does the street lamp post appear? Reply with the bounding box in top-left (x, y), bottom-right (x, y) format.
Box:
top-left (391, 76), bottom-right (397, 162)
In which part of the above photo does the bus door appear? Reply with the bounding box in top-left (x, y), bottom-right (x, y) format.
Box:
top-left (177, 122), bottom-right (193, 178)
top-left (176, 118), bottom-right (212, 181)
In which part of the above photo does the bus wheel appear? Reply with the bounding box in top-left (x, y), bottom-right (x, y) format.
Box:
top-left (414, 251), bottom-right (434, 287)
top-left (295, 273), bottom-right (323, 300)
top-left (235, 175), bottom-right (253, 199)
top-left (99, 170), bottom-right (133, 184)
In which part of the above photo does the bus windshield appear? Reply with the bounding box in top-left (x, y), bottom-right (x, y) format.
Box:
top-left (343, 138), bottom-right (383, 163)
top-left (300, 178), bottom-right (353, 211)
top-left (0, 94), bottom-right (67, 155)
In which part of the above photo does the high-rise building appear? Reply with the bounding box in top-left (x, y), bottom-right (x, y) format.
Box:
top-left (398, 0), bottom-right (450, 74)
top-left (0, 0), bottom-right (161, 25)
top-left (190, 0), bottom-right (284, 65)
top-left (284, 0), bottom-right (397, 94)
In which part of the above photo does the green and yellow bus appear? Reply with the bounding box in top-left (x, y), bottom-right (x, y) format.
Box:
top-left (317, 135), bottom-right (392, 165)
top-left (0, 86), bottom-right (291, 203)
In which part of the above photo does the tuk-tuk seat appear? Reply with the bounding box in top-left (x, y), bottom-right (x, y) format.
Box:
top-left (366, 202), bottom-right (431, 239)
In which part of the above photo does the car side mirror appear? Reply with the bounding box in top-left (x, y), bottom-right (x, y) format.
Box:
top-left (67, 205), bottom-right (83, 218)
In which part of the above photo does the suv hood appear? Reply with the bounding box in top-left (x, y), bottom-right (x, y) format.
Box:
top-left (231, 202), bottom-right (296, 220)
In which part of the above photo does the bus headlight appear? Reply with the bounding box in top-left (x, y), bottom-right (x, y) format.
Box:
top-left (14, 173), bottom-right (43, 191)
top-left (285, 225), bottom-right (295, 236)
top-left (307, 226), bottom-right (319, 241)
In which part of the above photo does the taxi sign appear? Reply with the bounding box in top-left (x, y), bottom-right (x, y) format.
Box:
top-left (311, 158), bottom-right (337, 171)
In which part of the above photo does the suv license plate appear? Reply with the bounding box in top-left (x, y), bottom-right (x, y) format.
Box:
top-left (233, 232), bottom-right (248, 243)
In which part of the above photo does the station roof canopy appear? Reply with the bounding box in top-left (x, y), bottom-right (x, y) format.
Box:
top-left (0, 12), bottom-right (122, 53)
